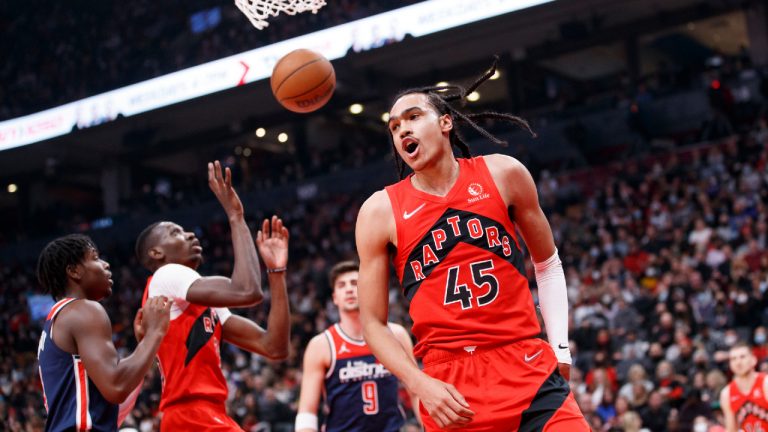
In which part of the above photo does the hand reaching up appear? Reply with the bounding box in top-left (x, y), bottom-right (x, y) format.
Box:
top-left (208, 161), bottom-right (244, 220)
top-left (256, 216), bottom-right (289, 271)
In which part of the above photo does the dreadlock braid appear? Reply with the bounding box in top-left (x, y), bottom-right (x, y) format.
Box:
top-left (387, 55), bottom-right (535, 179)
top-left (37, 234), bottom-right (97, 300)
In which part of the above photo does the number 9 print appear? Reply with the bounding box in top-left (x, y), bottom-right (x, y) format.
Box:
top-left (362, 381), bottom-right (379, 415)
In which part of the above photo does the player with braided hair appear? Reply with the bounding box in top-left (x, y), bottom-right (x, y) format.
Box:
top-left (387, 57), bottom-right (535, 180)
top-left (355, 58), bottom-right (588, 430)
top-left (36, 234), bottom-right (171, 431)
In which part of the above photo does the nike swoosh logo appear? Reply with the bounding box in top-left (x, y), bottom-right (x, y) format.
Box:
top-left (558, 343), bottom-right (568, 350)
top-left (403, 203), bottom-right (426, 220)
top-left (524, 349), bottom-right (543, 362)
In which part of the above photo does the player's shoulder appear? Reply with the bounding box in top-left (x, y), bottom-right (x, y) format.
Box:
top-left (484, 153), bottom-right (537, 199)
top-left (304, 332), bottom-right (332, 364)
top-left (154, 263), bottom-right (199, 278)
top-left (719, 382), bottom-right (731, 401)
top-left (308, 331), bottom-right (329, 346)
top-left (482, 153), bottom-right (526, 173)
top-left (357, 190), bottom-right (394, 233)
top-left (150, 263), bottom-right (201, 291)
top-left (65, 298), bottom-right (108, 318)
top-left (359, 189), bottom-right (393, 215)
top-left (59, 299), bottom-right (110, 329)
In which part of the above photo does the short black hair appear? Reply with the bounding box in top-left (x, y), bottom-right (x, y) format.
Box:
top-left (329, 261), bottom-right (359, 288)
top-left (37, 234), bottom-right (97, 300)
top-left (135, 222), bottom-right (162, 270)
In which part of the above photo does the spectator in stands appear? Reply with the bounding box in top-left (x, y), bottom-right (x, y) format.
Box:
top-left (640, 390), bottom-right (670, 432)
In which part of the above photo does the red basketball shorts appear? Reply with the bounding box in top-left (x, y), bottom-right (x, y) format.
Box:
top-left (161, 400), bottom-right (243, 432)
top-left (420, 338), bottom-right (589, 431)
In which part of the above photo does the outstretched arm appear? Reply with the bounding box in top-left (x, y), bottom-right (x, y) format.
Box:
top-left (486, 154), bottom-right (571, 378)
top-left (63, 297), bottom-right (170, 404)
top-left (295, 335), bottom-right (329, 432)
top-left (221, 216), bottom-right (290, 360)
top-left (186, 161), bottom-right (264, 307)
top-left (356, 191), bottom-right (473, 429)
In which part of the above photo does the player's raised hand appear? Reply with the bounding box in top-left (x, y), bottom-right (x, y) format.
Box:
top-left (414, 375), bottom-right (474, 429)
top-left (141, 296), bottom-right (172, 338)
top-left (256, 216), bottom-right (289, 271)
top-left (208, 160), bottom-right (244, 219)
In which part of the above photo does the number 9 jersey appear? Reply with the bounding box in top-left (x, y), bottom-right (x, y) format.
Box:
top-left (385, 156), bottom-right (541, 359)
top-left (322, 324), bottom-right (405, 432)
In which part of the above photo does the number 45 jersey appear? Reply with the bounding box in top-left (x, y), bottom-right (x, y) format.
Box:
top-left (323, 324), bottom-right (405, 432)
top-left (385, 156), bottom-right (541, 359)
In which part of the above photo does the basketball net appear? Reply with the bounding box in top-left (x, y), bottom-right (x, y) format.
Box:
top-left (235, 0), bottom-right (327, 30)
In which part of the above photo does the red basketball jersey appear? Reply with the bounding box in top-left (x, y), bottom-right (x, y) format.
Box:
top-left (142, 277), bottom-right (228, 410)
top-left (385, 156), bottom-right (540, 358)
top-left (729, 373), bottom-right (768, 430)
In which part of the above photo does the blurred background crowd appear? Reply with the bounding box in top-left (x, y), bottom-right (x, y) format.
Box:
top-left (0, 0), bottom-right (421, 121)
top-left (2, 0), bottom-right (768, 431)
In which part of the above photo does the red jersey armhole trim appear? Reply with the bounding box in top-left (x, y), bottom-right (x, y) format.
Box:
top-left (384, 186), bottom-right (405, 279)
top-left (142, 276), bottom-right (153, 306)
top-left (475, 156), bottom-right (524, 252)
top-left (475, 156), bottom-right (514, 223)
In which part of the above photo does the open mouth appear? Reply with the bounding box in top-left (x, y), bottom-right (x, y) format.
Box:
top-left (403, 137), bottom-right (419, 155)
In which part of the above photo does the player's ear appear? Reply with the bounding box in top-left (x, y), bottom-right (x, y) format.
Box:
top-left (148, 246), bottom-right (164, 261)
top-left (439, 114), bottom-right (453, 132)
top-left (66, 263), bottom-right (83, 281)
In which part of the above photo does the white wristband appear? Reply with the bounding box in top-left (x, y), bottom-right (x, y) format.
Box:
top-left (295, 412), bottom-right (318, 431)
top-left (533, 249), bottom-right (572, 365)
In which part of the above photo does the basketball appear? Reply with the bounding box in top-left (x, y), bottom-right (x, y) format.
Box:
top-left (270, 49), bottom-right (335, 113)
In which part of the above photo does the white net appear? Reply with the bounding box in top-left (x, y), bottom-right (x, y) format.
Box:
top-left (235, 0), bottom-right (327, 30)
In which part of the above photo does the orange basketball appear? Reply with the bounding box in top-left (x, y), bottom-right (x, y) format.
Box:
top-left (270, 49), bottom-right (335, 113)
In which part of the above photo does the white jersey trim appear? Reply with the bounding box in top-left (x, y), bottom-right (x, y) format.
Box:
top-left (333, 324), bottom-right (366, 346)
top-left (324, 330), bottom-right (336, 380)
top-left (48, 298), bottom-right (77, 341)
top-left (73, 356), bottom-right (92, 431)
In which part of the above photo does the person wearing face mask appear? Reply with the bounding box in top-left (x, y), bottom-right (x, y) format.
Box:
top-left (692, 415), bottom-right (719, 432)
top-left (722, 330), bottom-right (740, 351)
top-left (720, 341), bottom-right (768, 432)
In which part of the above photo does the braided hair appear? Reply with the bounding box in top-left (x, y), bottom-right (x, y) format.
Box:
top-left (388, 56), bottom-right (535, 179)
top-left (37, 234), bottom-right (97, 300)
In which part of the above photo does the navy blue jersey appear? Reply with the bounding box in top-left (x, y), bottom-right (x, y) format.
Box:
top-left (37, 298), bottom-right (119, 431)
top-left (323, 324), bottom-right (404, 432)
